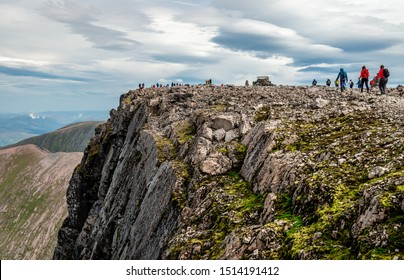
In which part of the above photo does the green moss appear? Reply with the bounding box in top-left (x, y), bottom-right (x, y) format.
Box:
top-left (102, 128), bottom-right (112, 142)
top-left (254, 106), bottom-right (271, 122)
top-left (213, 104), bottom-right (227, 111)
top-left (172, 160), bottom-right (190, 179)
top-left (170, 171), bottom-right (265, 259)
top-left (153, 134), bottom-right (176, 162)
top-left (87, 143), bottom-right (101, 162)
top-left (363, 247), bottom-right (394, 260)
top-left (388, 224), bottom-right (404, 252)
top-left (173, 120), bottom-right (196, 144)
top-left (285, 144), bottom-right (297, 152)
top-left (123, 97), bottom-right (132, 105)
top-left (274, 193), bottom-right (293, 217)
top-left (169, 108), bottom-right (404, 260)
top-left (234, 142), bottom-right (247, 160)
top-left (218, 146), bottom-right (228, 154)
top-left (170, 161), bottom-right (190, 209)
top-left (207, 173), bottom-right (265, 256)
top-left (378, 194), bottom-right (392, 208)
top-left (242, 193), bottom-right (265, 212)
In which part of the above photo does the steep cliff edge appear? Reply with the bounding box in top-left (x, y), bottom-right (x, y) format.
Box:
top-left (54, 85), bottom-right (404, 260)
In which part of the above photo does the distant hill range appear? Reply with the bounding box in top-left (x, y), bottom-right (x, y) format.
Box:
top-left (5, 121), bottom-right (104, 153)
top-left (0, 144), bottom-right (82, 259)
top-left (0, 111), bottom-right (108, 147)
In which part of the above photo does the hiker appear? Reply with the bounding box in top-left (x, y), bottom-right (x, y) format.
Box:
top-left (359, 65), bottom-right (370, 93)
top-left (326, 79), bottom-right (331, 87)
top-left (245, 80), bottom-right (249, 86)
top-left (312, 79), bottom-right (317, 86)
top-left (357, 77), bottom-right (362, 89)
top-left (335, 68), bottom-right (348, 92)
top-left (376, 65), bottom-right (389, 95)
top-left (349, 79), bottom-right (354, 89)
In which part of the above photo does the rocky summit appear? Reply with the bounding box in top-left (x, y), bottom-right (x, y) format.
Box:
top-left (54, 84), bottom-right (404, 260)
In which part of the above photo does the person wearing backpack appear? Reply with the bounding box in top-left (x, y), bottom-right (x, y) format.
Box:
top-left (336, 68), bottom-right (348, 92)
top-left (357, 77), bottom-right (362, 88)
top-left (312, 79), bottom-right (317, 86)
top-left (376, 65), bottom-right (389, 95)
top-left (359, 65), bottom-right (370, 93)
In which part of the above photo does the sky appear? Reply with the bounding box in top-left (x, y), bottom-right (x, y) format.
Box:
top-left (0, 0), bottom-right (403, 113)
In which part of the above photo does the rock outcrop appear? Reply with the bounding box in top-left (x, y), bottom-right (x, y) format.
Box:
top-left (54, 85), bottom-right (404, 260)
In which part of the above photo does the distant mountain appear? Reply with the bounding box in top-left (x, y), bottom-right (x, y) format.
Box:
top-left (0, 132), bottom-right (38, 147)
top-left (0, 144), bottom-right (82, 259)
top-left (8, 121), bottom-right (104, 153)
top-left (0, 111), bottom-right (108, 147)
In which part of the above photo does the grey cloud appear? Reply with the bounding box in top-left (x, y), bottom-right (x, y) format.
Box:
top-left (40, 0), bottom-right (141, 51)
top-left (211, 30), bottom-right (343, 66)
top-left (70, 22), bottom-right (141, 51)
top-left (333, 39), bottom-right (397, 53)
top-left (0, 65), bottom-right (92, 82)
top-left (298, 67), bottom-right (342, 74)
top-left (151, 54), bottom-right (217, 64)
top-left (212, 32), bottom-right (285, 56)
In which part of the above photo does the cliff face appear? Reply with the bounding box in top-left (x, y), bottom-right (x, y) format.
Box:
top-left (54, 85), bottom-right (404, 260)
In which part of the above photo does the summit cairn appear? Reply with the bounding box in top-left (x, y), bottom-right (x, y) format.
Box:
top-left (253, 76), bottom-right (274, 86)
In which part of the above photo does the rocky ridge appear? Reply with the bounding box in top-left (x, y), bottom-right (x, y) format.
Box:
top-left (54, 85), bottom-right (404, 260)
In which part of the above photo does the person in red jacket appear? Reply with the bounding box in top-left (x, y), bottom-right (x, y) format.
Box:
top-left (359, 65), bottom-right (370, 93)
top-left (376, 65), bottom-right (388, 95)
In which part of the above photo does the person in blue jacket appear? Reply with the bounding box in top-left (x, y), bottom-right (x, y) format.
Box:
top-left (336, 68), bottom-right (348, 92)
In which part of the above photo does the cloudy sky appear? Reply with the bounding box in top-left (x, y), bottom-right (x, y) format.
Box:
top-left (0, 0), bottom-right (403, 113)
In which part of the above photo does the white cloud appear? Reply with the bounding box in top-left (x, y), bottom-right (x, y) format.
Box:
top-left (0, 0), bottom-right (403, 113)
top-left (29, 113), bottom-right (45, 119)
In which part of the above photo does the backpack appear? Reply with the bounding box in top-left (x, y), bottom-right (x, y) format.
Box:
top-left (363, 69), bottom-right (369, 78)
top-left (383, 68), bottom-right (390, 78)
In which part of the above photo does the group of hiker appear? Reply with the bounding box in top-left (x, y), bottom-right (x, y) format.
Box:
top-left (138, 82), bottom-right (188, 89)
top-left (315, 65), bottom-right (390, 95)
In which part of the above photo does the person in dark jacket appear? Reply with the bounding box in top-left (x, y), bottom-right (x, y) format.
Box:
top-left (376, 65), bottom-right (388, 95)
top-left (359, 65), bottom-right (370, 93)
top-left (336, 68), bottom-right (348, 92)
